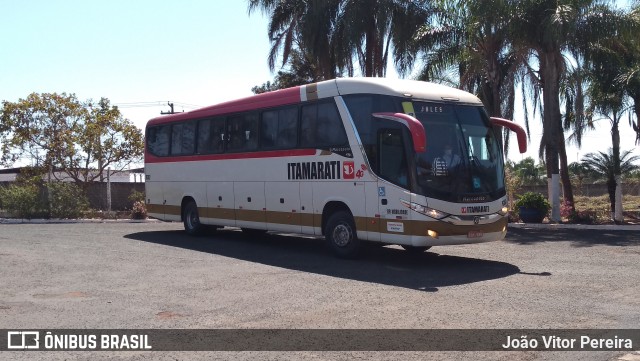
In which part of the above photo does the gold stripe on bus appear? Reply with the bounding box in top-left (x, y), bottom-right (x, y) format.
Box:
top-left (306, 83), bottom-right (319, 100)
top-left (235, 209), bottom-right (266, 223)
top-left (205, 207), bottom-right (236, 220)
top-left (266, 211), bottom-right (301, 225)
top-left (155, 203), bottom-right (507, 237)
top-left (166, 205), bottom-right (181, 216)
top-left (147, 204), bottom-right (164, 214)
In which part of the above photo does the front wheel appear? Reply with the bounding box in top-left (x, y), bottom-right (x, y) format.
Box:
top-left (325, 211), bottom-right (361, 258)
top-left (183, 201), bottom-right (204, 236)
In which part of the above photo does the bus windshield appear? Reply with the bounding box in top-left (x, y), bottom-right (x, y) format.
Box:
top-left (412, 102), bottom-right (505, 202)
top-left (344, 94), bottom-right (506, 203)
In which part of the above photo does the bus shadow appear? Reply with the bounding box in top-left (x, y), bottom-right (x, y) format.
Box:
top-left (124, 229), bottom-right (520, 292)
top-left (505, 227), bottom-right (640, 247)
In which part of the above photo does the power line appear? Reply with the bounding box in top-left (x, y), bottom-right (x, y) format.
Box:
top-left (114, 101), bottom-right (202, 109)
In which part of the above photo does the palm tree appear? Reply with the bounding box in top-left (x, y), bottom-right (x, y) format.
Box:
top-left (508, 0), bottom-right (637, 221)
top-left (581, 149), bottom-right (640, 223)
top-left (411, 0), bottom-right (529, 161)
top-left (413, 1), bottom-right (522, 117)
top-left (248, 0), bottom-right (342, 79)
top-left (248, 0), bottom-right (433, 79)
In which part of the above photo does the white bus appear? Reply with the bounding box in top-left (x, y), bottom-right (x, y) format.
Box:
top-left (145, 78), bottom-right (526, 257)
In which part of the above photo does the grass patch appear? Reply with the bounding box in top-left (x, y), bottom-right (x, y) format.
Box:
top-left (571, 195), bottom-right (640, 224)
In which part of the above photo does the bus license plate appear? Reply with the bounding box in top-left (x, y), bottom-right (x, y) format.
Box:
top-left (467, 230), bottom-right (483, 238)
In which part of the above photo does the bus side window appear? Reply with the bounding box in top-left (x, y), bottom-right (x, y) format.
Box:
top-left (147, 125), bottom-right (170, 156)
top-left (170, 121), bottom-right (196, 156)
top-left (277, 107), bottom-right (298, 148)
top-left (228, 113), bottom-right (258, 152)
top-left (197, 118), bottom-right (225, 154)
top-left (378, 128), bottom-right (409, 188)
top-left (260, 110), bottom-right (278, 149)
top-left (300, 104), bottom-right (317, 147)
top-left (301, 101), bottom-right (347, 149)
top-left (317, 102), bottom-right (347, 146)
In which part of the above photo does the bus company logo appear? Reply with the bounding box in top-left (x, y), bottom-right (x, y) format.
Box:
top-left (343, 161), bottom-right (355, 179)
top-left (7, 331), bottom-right (40, 349)
top-left (286, 161), bottom-right (364, 180)
top-left (287, 161), bottom-right (343, 180)
top-left (461, 206), bottom-right (489, 214)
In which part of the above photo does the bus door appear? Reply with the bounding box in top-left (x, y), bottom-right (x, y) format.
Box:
top-left (376, 128), bottom-right (413, 239)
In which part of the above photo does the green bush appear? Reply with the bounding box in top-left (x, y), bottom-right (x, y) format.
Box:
top-left (128, 189), bottom-right (145, 204)
top-left (514, 192), bottom-right (551, 216)
top-left (0, 183), bottom-right (40, 219)
top-left (47, 182), bottom-right (89, 219)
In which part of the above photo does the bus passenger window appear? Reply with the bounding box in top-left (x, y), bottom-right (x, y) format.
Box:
top-left (227, 113), bottom-right (258, 152)
top-left (260, 110), bottom-right (278, 148)
top-left (260, 107), bottom-right (298, 150)
top-left (277, 107), bottom-right (297, 148)
top-left (300, 105), bottom-right (317, 147)
top-left (170, 121), bottom-right (196, 156)
top-left (197, 118), bottom-right (225, 154)
top-left (147, 125), bottom-right (170, 156)
top-left (301, 102), bottom-right (347, 149)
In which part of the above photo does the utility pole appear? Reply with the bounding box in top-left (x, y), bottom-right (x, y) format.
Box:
top-left (161, 101), bottom-right (176, 115)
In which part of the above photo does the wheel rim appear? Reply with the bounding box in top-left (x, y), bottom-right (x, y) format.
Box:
top-left (332, 223), bottom-right (352, 247)
top-left (187, 207), bottom-right (199, 230)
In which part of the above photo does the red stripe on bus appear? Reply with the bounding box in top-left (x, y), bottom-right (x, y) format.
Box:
top-left (145, 148), bottom-right (317, 163)
top-left (147, 87), bottom-right (302, 126)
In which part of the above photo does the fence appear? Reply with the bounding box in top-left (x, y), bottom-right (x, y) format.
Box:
top-left (0, 182), bottom-right (145, 212)
top-left (520, 182), bottom-right (640, 197)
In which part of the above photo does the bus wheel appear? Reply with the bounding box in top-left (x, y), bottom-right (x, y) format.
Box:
top-left (183, 201), bottom-right (204, 236)
top-left (401, 245), bottom-right (432, 253)
top-left (325, 211), bottom-right (360, 258)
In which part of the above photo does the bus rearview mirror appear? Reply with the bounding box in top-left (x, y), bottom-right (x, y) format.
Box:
top-left (372, 112), bottom-right (426, 153)
top-left (489, 117), bottom-right (527, 153)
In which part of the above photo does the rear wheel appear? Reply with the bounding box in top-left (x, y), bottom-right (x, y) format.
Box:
top-left (183, 200), bottom-right (204, 236)
top-left (325, 211), bottom-right (361, 258)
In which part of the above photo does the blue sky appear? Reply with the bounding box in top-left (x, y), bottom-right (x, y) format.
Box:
top-left (1, 0), bottom-right (637, 166)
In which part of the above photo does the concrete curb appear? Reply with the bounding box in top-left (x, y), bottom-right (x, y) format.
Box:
top-left (508, 222), bottom-right (640, 231)
top-left (0, 218), bottom-right (161, 224)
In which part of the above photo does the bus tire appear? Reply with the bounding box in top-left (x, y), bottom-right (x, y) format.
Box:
top-left (401, 245), bottom-right (432, 253)
top-left (183, 200), bottom-right (204, 236)
top-left (325, 211), bottom-right (360, 258)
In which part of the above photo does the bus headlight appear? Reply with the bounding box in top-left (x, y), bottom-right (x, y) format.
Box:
top-left (401, 200), bottom-right (449, 220)
top-left (498, 206), bottom-right (509, 216)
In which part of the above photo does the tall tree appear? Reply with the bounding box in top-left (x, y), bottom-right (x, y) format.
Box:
top-left (565, 2), bottom-right (640, 221)
top-left (509, 0), bottom-right (635, 221)
top-left (248, 0), bottom-right (432, 79)
top-left (0, 93), bottom-right (144, 183)
top-left (252, 49), bottom-right (322, 93)
top-left (411, 0), bottom-right (528, 155)
top-left (581, 148), bottom-right (639, 222)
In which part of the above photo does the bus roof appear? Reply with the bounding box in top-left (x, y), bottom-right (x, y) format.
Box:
top-left (146, 78), bottom-right (482, 126)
